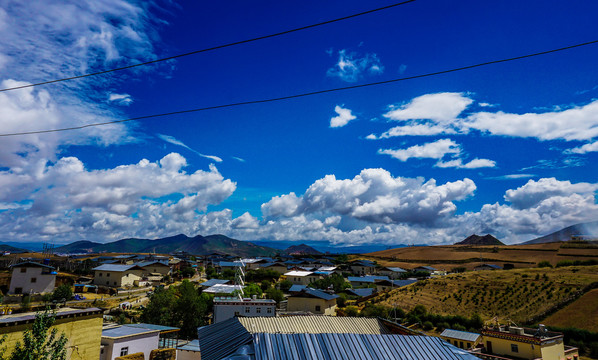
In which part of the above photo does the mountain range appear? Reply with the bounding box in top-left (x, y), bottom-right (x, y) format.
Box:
top-left (520, 221), bottom-right (598, 245)
top-left (53, 234), bottom-right (279, 257)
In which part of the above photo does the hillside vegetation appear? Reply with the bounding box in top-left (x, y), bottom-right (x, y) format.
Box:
top-left (542, 288), bottom-right (598, 332)
top-left (371, 265), bottom-right (598, 327)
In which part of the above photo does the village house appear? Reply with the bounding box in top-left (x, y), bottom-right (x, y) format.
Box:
top-left (258, 262), bottom-right (288, 274)
top-left (474, 264), bottom-right (502, 271)
top-left (92, 264), bottom-right (145, 288)
top-left (100, 324), bottom-right (160, 360)
top-left (440, 329), bottom-right (481, 350)
top-left (479, 325), bottom-right (578, 360)
top-left (349, 260), bottom-right (377, 275)
top-left (374, 279), bottom-right (418, 293)
top-left (283, 270), bottom-right (321, 286)
top-left (378, 266), bottom-right (407, 279)
top-left (348, 275), bottom-right (389, 288)
top-left (286, 288), bottom-right (338, 315)
top-left (135, 260), bottom-right (171, 277)
top-left (8, 262), bottom-right (57, 295)
top-left (212, 296), bottom-right (276, 323)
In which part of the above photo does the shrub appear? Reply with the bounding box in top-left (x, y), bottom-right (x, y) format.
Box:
top-left (537, 260), bottom-right (553, 268)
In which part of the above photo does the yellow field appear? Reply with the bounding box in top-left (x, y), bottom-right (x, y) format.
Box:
top-left (542, 288), bottom-right (598, 332)
top-left (371, 265), bottom-right (598, 326)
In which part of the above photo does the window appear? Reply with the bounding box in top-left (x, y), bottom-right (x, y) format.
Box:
top-left (234, 311), bottom-right (240, 316)
top-left (256, 307), bottom-right (261, 313)
top-left (460, 341), bottom-right (464, 349)
top-left (467, 343), bottom-right (471, 348)
top-left (99, 273), bottom-right (102, 277)
top-left (31, 277), bottom-right (37, 283)
top-left (267, 307), bottom-right (273, 314)
top-left (107, 273), bottom-right (110, 277)
top-left (511, 344), bottom-right (519, 353)
top-left (20, 268), bottom-right (26, 273)
top-left (245, 307), bottom-right (250, 313)
top-left (114, 282), bottom-right (117, 286)
top-left (120, 347), bottom-right (129, 356)
top-left (315, 305), bottom-right (321, 312)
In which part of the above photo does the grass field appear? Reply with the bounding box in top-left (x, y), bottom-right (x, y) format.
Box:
top-left (370, 265), bottom-right (598, 327)
top-left (542, 288), bottom-right (598, 332)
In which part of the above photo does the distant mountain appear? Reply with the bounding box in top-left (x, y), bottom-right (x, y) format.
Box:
top-left (253, 240), bottom-right (403, 254)
top-left (521, 221), bottom-right (598, 245)
top-left (455, 234), bottom-right (504, 246)
top-left (285, 244), bottom-right (322, 255)
top-left (54, 234), bottom-right (279, 257)
top-left (0, 243), bottom-right (28, 253)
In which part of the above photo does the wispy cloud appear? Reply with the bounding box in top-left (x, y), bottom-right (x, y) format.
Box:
top-left (327, 49), bottom-right (384, 82)
top-left (486, 174), bottom-right (536, 180)
top-left (231, 156), bottom-right (246, 162)
top-left (157, 134), bottom-right (223, 162)
top-left (330, 105), bottom-right (356, 128)
top-left (436, 158), bottom-right (496, 169)
top-left (378, 139), bottom-right (461, 162)
top-left (108, 93), bottom-right (133, 105)
top-left (565, 140), bottom-right (598, 154)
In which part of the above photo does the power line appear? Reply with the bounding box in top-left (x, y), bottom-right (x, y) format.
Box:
top-left (1, 38), bottom-right (597, 137)
top-left (0, 0), bottom-right (416, 93)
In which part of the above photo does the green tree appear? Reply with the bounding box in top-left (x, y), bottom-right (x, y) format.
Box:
top-left (180, 267), bottom-right (195, 278)
top-left (279, 280), bottom-right (293, 292)
top-left (141, 287), bottom-right (176, 325)
top-left (264, 288), bottom-right (284, 303)
top-left (537, 260), bottom-right (553, 268)
top-left (52, 285), bottom-right (73, 302)
top-left (309, 273), bottom-right (351, 293)
top-left (5, 310), bottom-right (68, 360)
top-left (243, 283), bottom-right (263, 298)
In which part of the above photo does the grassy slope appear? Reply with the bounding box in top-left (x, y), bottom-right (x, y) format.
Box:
top-left (542, 288), bottom-right (598, 332)
top-left (370, 265), bottom-right (598, 328)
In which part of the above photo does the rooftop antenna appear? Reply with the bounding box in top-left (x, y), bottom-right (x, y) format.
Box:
top-left (234, 259), bottom-right (246, 300)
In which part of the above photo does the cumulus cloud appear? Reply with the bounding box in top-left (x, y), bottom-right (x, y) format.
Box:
top-left (384, 92), bottom-right (473, 123)
top-left (463, 100), bottom-right (598, 141)
top-left (503, 177), bottom-right (598, 210)
top-left (330, 105), bottom-right (357, 128)
top-left (0, 153), bottom-right (236, 241)
top-left (261, 168), bottom-right (476, 225)
top-left (327, 49), bottom-right (384, 82)
top-left (378, 139), bottom-right (461, 161)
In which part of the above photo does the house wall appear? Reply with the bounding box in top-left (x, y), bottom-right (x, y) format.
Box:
top-left (213, 302), bottom-right (276, 323)
top-left (440, 336), bottom-right (479, 350)
top-left (142, 265), bottom-right (170, 276)
top-left (176, 349), bottom-right (201, 360)
top-left (483, 335), bottom-right (566, 360)
top-left (261, 265), bottom-right (287, 274)
top-left (102, 332), bottom-right (159, 360)
top-left (0, 313), bottom-right (103, 360)
top-left (287, 275), bottom-right (320, 286)
top-left (94, 270), bottom-right (143, 287)
top-left (350, 266), bottom-right (375, 275)
top-left (287, 297), bottom-right (337, 315)
top-left (9, 267), bottom-right (56, 294)
top-left (378, 270), bottom-right (403, 280)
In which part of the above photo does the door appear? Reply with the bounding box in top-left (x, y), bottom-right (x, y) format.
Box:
top-left (486, 341), bottom-right (493, 353)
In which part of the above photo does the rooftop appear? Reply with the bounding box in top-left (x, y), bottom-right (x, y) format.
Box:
top-left (284, 270), bottom-right (314, 277)
top-left (102, 324), bottom-right (160, 339)
top-left (237, 316), bottom-right (390, 334)
top-left (92, 264), bottom-right (144, 272)
top-left (203, 284), bottom-right (244, 294)
top-left (440, 329), bottom-right (481, 342)
top-left (0, 308), bottom-right (102, 325)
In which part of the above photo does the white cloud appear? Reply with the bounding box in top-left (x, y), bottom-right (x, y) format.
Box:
top-left (384, 92), bottom-right (473, 123)
top-left (327, 49), bottom-right (384, 82)
top-left (436, 158), bottom-right (496, 169)
top-left (503, 177), bottom-right (598, 210)
top-left (231, 212), bottom-right (260, 229)
top-left (108, 93), bottom-right (133, 105)
top-left (158, 134), bottom-right (223, 163)
top-left (330, 105), bottom-right (356, 128)
top-left (376, 124), bottom-right (455, 138)
top-left (0, 153), bottom-right (236, 242)
top-left (486, 174), bottom-right (536, 180)
top-left (261, 168), bottom-right (476, 225)
top-left (566, 140), bottom-right (598, 154)
top-left (463, 100), bottom-right (598, 141)
top-left (378, 139), bottom-right (461, 161)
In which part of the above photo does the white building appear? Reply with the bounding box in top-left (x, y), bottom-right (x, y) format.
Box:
top-left (92, 264), bottom-right (145, 288)
top-left (8, 262), bottom-right (56, 295)
top-left (213, 296), bottom-right (277, 323)
top-left (100, 325), bottom-right (160, 360)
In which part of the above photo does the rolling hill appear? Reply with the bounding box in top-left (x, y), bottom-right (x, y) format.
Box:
top-left (54, 234), bottom-right (279, 257)
top-left (285, 244), bottom-right (322, 255)
top-left (521, 221), bottom-right (598, 244)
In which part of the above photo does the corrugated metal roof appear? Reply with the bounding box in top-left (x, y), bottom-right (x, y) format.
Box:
top-left (219, 261), bottom-right (244, 267)
top-left (346, 288), bottom-right (374, 297)
top-left (284, 270), bottom-right (314, 277)
top-left (127, 323), bottom-right (180, 333)
top-left (92, 264), bottom-right (143, 272)
top-left (198, 317), bottom-right (252, 360)
top-left (440, 329), bottom-right (481, 342)
top-left (347, 276), bottom-right (389, 283)
top-left (178, 339), bottom-right (200, 352)
top-left (252, 333), bottom-right (480, 360)
top-left (10, 261), bottom-right (55, 270)
top-left (290, 288), bottom-right (338, 301)
top-left (288, 285), bottom-right (307, 292)
top-left (102, 325), bottom-right (160, 339)
top-left (384, 267), bottom-right (407, 273)
top-left (201, 279), bottom-right (230, 287)
top-left (135, 260), bottom-right (170, 268)
top-left (203, 284), bottom-right (244, 294)
top-left (237, 316), bottom-right (390, 335)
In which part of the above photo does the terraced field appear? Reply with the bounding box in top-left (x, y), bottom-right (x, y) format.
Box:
top-left (542, 288), bottom-right (598, 332)
top-left (370, 265), bottom-right (598, 326)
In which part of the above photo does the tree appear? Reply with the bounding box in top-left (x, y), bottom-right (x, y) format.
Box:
top-left (279, 280), bottom-right (293, 292)
top-left (264, 288), bottom-right (284, 303)
top-left (52, 285), bottom-right (73, 302)
top-left (243, 283), bottom-right (263, 298)
top-left (141, 287), bottom-right (176, 326)
top-left (309, 273), bottom-right (351, 293)
top-left (3, 310), bottom-right (68, 360)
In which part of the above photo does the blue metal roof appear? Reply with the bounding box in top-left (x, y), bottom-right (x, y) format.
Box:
top-left (135, 260), bottom-right (170, 267)
top-left (201, 279), bottom-right (230, 287)
top-left (178, 339), bottom-right (201, 352)
top-left (92, 264), bottom-right (144, 272)
top-left (384, 267), bottom-right (407, 273)
top-left (440, 329), bottom-right (481, 342)
top-left (252, 333), bottom-right (480, 360)
top-left (127, 323), bottom-right (180, 333)
top-left (350, 260), bottom-right (376, 267)
top-left (102, 325), bottom-right (159, 339)
top-left (346, 288), bottom-right (374, 297)
top-left (198, 317), bottom-right (252, 360)
top-left (347, 276), bottom-right (389, 283)
top-left (390, 279), bottom-right (418, 287)
top-left (288, 285), bottom-right (307, 292)
top-left (293, 288), bottom-right (338, 301)
top-left (219, 261), bottom-right (244, 267)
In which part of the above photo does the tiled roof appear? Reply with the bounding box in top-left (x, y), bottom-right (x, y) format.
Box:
top-left (237, 316), bottom-right (390, 335)
top-left (440, 329), bottom-right (481, 342)
top-left (252, 333), bottom-right (480, 360)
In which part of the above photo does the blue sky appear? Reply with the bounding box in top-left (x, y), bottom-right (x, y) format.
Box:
top-left (1, 0), bottom-right (598, 247)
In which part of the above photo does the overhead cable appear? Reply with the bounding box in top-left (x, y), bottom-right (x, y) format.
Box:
top-left (0, 0), bottom-right (416, 93)
top-left (1, 38), bottom-right (597, 137)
